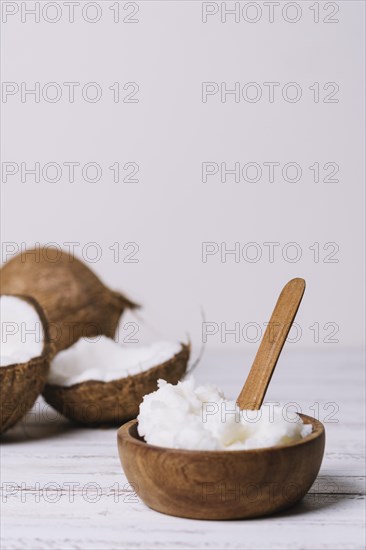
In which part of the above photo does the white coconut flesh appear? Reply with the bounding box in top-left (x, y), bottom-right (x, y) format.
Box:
top-left (48, 336), bottom-right (182, 387)
top-left (0, 295), bottom-right (44, 367)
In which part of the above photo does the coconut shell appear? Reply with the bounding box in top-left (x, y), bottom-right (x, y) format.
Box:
top-left (0, 248), bottom-right (137, 352)
top-left (43, 344), bottom-right (190, 426)
top-left (0, 295), bottom-right (54, 434)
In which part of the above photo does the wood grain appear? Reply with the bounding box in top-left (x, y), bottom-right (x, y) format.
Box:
top-left (237, 278), bottom-right (306, 410)
top-left (118, 415), bottom-right (325, 520)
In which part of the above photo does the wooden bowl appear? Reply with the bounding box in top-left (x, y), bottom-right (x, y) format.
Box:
top-left (117, 414), bottom-right (325, 520)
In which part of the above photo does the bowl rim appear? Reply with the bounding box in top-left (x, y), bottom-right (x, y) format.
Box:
top-left (117, 413), bottom-right (325, 456)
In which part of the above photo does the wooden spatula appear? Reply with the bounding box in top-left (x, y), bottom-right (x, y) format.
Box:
top-left (237, 278), bottom-right (305, 410)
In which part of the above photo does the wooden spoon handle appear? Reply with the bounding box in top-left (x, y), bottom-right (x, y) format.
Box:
top-left (237, 278), bottom-right (306, 410)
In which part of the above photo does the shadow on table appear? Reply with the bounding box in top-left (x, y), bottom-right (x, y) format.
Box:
top-left (0, 415), bottom-right (78, 443)
top-left (1, 396), bottom-right (123, 443)
top-left (1, 414), bottom-right (125, 443)
top-left (267, 475), bottom-right (362, 519)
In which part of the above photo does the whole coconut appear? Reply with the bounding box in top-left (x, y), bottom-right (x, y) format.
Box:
top-left (0, 248), bottom-right (137, 352)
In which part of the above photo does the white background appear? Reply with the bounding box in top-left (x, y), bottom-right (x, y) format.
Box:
top-left (1, 5), bottom-right (365, 549)
top-left (1, 0), bottom-right (365, 354)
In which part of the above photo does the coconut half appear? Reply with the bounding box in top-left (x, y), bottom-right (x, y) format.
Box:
top-left (0, 295), bottom-right (53, 434)
top-left (0, 248), bottom-right (137, 352)
top-left (43, 337), bottom-right (190, 426)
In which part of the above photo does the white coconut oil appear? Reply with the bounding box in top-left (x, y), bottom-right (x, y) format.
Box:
top-left (137, 378), bottom-right (312, 451)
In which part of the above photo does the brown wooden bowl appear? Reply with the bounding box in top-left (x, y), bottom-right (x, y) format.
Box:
top-left (117, 414), bottom-right (325, 520)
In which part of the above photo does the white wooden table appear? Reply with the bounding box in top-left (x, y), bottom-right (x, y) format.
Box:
top-left (1, 349), bottom-right (365, 550)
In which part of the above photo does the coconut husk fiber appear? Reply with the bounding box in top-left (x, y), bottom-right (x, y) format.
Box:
top-left (43, 344), bottom-right (190, 426)
top-left (0, 248), bottom-right (138, 352)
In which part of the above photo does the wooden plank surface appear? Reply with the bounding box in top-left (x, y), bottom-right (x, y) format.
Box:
top-left (1, 349), bottom-right (365, 550)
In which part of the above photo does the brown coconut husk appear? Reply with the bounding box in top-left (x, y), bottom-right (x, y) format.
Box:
top-left (0, 248), bottom-right (138, 352)
top-left (43, 343), bottom-right (190, 426)
top-left (0, 295), bottom-right (54, 434)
